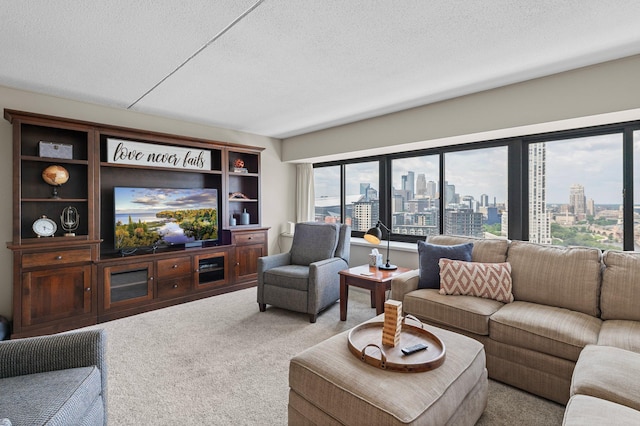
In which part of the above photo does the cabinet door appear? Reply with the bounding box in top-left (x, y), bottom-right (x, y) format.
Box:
top-left (102, 261), bottom-right (154, 310)
top-left (195, 252), bottom-right (228, 289)
top-left (21, 265), bottom-right (92, 327)
top-left (235, 243), bottom-right (264, 283)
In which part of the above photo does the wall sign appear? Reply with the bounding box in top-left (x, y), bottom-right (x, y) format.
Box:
top-left (107, 138), bottom-right (211, 171)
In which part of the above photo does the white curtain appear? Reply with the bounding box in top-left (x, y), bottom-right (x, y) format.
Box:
top-left (296, 163), bottom-right (314, 223)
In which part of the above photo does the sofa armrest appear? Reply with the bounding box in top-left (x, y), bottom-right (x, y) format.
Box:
top-left (390, 269), bottom-right (420, 302)
top-left (0, 329), bottom-right (107, 405)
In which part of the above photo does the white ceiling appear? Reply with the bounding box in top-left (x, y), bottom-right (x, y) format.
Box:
top-left (2, 1), bottom-right (640, 139)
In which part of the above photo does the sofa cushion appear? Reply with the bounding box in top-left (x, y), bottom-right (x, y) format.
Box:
top-left (601, 250), bottom-right (640, 321)
top-left (563, 394), bottom-right (640, 426)
top-left (597, 320), bottom-right (640, 354)
top-left (0, 366), bottom-right (102, 426)
top-left (403, 289), bottom-right (504, 335)
top-left (439, 259), bottom-right (514, 303)
top-left (571, 345), bottom-right (640, 412)
top-left (490, 301), bottom-right (602, 361)
top-left (417, 240), bottom-right (473, 289)
top-left (427, 235), bottom-right (509, 263)
top-left (263, 265), bottom-right (310, 291)
top-left (506, 241), bottom-right (602, 317)
top-left (290, 222), bottom-right (339, 266)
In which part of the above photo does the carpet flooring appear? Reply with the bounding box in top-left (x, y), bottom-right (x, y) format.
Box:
top-left (83, 287), bottom-right (565, 425)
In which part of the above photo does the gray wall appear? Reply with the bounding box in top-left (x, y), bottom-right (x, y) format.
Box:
top-left (0, 85), bottom-right (296, 320)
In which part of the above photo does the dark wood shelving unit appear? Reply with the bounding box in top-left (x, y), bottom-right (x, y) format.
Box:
top-left (5, 109), bottom-right (269, 338)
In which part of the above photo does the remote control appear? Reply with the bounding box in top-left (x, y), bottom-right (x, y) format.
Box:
top-left (401, 343), bottom-right (428, 355)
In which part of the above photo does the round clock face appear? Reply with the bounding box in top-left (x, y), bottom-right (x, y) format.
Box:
top-left (32, 216), bottom-right (57, 237)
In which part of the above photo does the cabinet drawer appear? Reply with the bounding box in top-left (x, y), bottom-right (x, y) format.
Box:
top-left (157, 257), bottom-right (192, 279)
top-left (233, 232), bottom-right (265, 245)
top-left (157, 276), bottom-right (192, 298)
top-left (22, 248), bottom-right (92, 268)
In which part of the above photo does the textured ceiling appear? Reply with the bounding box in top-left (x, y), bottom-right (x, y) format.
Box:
top-left (2, 1), bottom-right (640, 138)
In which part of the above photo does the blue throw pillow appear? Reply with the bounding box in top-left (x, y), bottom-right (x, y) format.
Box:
top-left (417, 241), bottom-right (474, 289)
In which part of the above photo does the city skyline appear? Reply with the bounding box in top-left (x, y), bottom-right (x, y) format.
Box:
top-left (315, 133), bottom-right (627, 206)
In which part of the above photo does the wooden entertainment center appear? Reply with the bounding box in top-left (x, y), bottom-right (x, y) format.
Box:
top-left (5, 109), bottom-right (268, 338)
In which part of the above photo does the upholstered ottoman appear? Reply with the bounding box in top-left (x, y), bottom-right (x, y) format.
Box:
top-left (288, 315), bottom-right (487, 425)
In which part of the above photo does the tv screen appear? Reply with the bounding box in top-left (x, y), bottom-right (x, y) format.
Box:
top-left (114, 187), bottom-right (219, 250)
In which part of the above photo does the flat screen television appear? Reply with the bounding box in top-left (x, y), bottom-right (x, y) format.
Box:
top-left (114, 187), bottom-right (219, 250)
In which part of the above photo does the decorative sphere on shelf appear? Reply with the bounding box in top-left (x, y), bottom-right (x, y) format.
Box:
top-left (42, 165), bottom-right (69, 187)
top-left (234, 159), bottom-right (245, 168)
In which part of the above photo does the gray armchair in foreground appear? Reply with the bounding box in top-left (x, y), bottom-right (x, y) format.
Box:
top-left (258, 222), bottom-right (350, 322)
top-left (0, 329), bottom-right (107, 426)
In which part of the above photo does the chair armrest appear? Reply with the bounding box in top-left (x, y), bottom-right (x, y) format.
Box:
top-left (309, 257), bottom-right (348, 276)
top-left (258, 252), bottom-right (291, 274)
top-left (0, 329), bottom-right (107, 388)
top-left (390, 269), bottom-right (420, 302)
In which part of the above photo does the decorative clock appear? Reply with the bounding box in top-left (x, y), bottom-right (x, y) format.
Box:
top-left (32, 215), bottom-right (57, 237)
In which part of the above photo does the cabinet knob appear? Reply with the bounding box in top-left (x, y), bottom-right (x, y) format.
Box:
top-left (248, 237), bottom-right (252, 240)
top-left (172, 264), bottom-right (178, 269)
top-left (85, 287), bottom-right (91, 292)
top-left (172, 284), bottom-right (178, 289)
top-left (195, 269), bottom-right (200, 273)
top-left (236, 262), bottom-right (240, 266)
top-left (55, 255), bottom-right (63, 260)
top-left (149, 276), bottom-right (154, 281)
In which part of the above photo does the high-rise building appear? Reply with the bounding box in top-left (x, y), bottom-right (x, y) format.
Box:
top-left (529, 143), bottom-right (552, 244)
top-left (426, 180), bottom-right (437, 199)
top-left (352, 199), bottom-right (379, 232)
top-left (401, 171), bottom-right (415, 200)
top-left (569, 184), bottom-right (586, 216)
top-left (444, 208), bottom-right (483, 237)
top-left (444, 181), bottom-right (456, 206)
top-left (416, 173), bottom-right (426, 197)
top-left (480, 194), bottom-right (489, 207)
top-left (587, 198), bottom-right (595, 216)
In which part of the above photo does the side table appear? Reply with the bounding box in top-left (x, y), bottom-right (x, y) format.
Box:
top-left (339, 264), bottom-right (412, 321)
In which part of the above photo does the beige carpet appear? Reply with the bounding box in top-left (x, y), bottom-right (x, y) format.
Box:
top-left (83, 287), bottom-right (564, 425)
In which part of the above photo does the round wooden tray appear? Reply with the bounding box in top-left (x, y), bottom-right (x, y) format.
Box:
top-left (347, 315), bottom-right (446, 372)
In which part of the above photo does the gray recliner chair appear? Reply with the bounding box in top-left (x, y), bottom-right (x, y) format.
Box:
top-left (257, 222), bottom-right (350, 322)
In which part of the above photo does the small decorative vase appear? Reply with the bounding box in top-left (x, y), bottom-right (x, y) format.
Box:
top-left (240, 208), bottom-right (250, 225)
top-left (229, 215), bottom-right (236, 226)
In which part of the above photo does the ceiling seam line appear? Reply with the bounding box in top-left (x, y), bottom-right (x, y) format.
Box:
top-left (127, 0), bottom-right (266, 109)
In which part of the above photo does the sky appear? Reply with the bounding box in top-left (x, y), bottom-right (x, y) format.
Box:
top-left (114, 187), bottom-right (218, 213)
top-left (315, 131), bottom-right (640, 206)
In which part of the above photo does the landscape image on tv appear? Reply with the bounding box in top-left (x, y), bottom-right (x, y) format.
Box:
top-left (114, 187), bottom-right (218, 250)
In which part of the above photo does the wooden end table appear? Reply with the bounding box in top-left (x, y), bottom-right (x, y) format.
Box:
top-left (339, 264), bottom-right (412, 321)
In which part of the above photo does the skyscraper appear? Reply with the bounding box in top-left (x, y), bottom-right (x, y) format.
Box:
top-left (529, 143), bottom-right (552, 244)
top-left (416, 173), bottom-right (426, 197)
top-left (426, 180), bottom-right (437, 199)
top-left (402, 171), bottom-right (415, 200)
top-left (569, 184), bottom-right (586, 216)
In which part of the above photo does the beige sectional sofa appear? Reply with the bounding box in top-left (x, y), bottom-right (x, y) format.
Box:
top-left (390, 235), bottom-right (640, 423)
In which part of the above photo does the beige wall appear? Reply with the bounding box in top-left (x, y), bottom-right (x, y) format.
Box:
top-left (0, 85), bottom-right (296, 319)
top-left (283, 54), bottom-right (640, 163)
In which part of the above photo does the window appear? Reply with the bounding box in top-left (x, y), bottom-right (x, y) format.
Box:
top-left (529, 134), bottom-right (623, 250)
top-left (391, 155), bottom-right (439, 238)
top-left (313, 120), bottom-right (640, 250)
top-left (345, 162), bottom-right (379, 232)
top-left (314, 165), bottom-right (341, 223)
top-left (443, 147), bottom-right (508, 238)
top-left (634, 130), bottom-right (640, 250)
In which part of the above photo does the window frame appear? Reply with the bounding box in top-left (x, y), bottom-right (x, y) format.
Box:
top-left (313, 119), bottom-right (640, 250)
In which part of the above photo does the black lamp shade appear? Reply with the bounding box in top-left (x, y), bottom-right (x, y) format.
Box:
top-left (364, 226), bottom-right (382, 244)
top-left (363, 221), bottom-right (397, 270)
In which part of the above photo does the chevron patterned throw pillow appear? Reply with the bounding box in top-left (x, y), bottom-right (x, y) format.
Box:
top-left (438, 259), bottom-right (514, 303)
